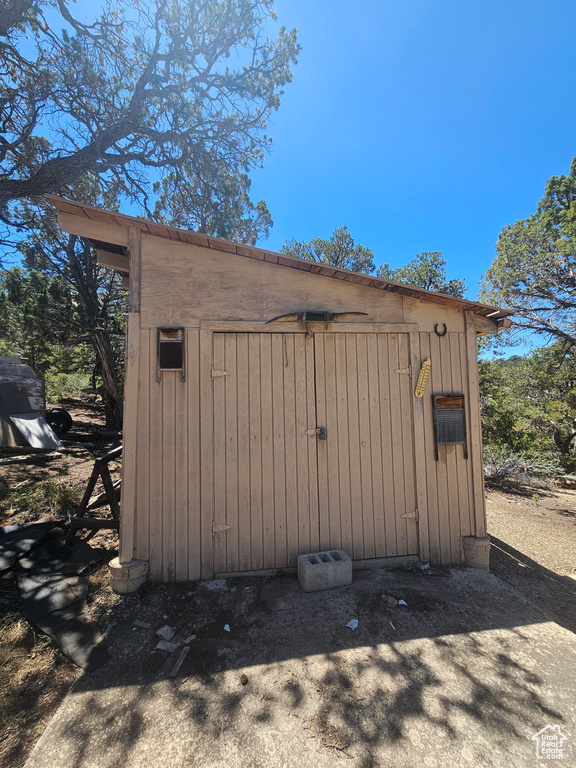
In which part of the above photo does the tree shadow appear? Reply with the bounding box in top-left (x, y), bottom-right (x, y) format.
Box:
top-left (27, 567), bottom-right (576, 768)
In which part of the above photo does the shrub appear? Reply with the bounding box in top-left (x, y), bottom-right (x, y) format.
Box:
top-left (483, 445), bottom-right (558, 483)
top-left (44, 372), bottom-right (90, 402)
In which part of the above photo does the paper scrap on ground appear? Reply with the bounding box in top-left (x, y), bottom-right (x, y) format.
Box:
top-left (398, 599), bottom-right (408, 606)
top-left (155, 639), bottom-right (178, 653)
top-left (346, 619), bottom-right (359, 630)
top-left (156, 625), bottom-right (175, 641)
top-left (224, 624), bottom-right (230, 632)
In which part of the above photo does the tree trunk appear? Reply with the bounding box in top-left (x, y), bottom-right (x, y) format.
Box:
top-left (92, 329), bottom-right (123, 429)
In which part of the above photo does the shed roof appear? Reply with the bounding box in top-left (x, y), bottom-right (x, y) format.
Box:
top-left (46, 196), bottom-right (512, 320)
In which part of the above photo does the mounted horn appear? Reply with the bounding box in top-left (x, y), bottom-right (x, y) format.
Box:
top-left (266, 311), bottom-right (368, 324)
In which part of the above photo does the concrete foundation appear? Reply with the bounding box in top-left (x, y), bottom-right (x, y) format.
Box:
top-left (109, 557), bottom-right (149, 594)
top-left (462, 536), bottom-right (491, 570)
top-left (297, 549), bottom-right (352, 592)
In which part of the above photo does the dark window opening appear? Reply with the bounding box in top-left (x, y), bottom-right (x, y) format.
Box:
top-left (157, 327), bottom-right (185, 381)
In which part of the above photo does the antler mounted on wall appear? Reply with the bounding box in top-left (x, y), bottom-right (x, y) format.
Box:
top-left (266, 311), bottom-right (368, 336)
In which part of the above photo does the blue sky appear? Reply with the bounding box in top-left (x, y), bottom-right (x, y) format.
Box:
top-left (250, 0), bottom-right (576, 303)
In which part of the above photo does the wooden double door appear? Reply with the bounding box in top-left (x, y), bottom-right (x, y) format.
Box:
top-left (212, 331), bottom-right (418, 574)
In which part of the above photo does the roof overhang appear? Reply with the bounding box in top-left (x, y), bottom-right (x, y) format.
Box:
top-left (46, 195), bottom-right (513, 334)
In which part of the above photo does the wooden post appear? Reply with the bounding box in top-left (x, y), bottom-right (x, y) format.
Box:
top-left (410, 332), bottom-right (430, 563)
top-left (464, 311), bottom-right (487, 538)
top-left (119, 227), bottom-right (142, 563)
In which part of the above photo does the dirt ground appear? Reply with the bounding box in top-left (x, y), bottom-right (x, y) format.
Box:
top-left (0, 400), bottom-right (121, 768)
top-left (1, 406), bottom-right (576, 767)
top-left (486, 483), bottom-right (576, 634)
top-left (24, 567), bottom-right (576, 768)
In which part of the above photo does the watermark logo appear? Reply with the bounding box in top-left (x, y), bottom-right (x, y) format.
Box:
top-left (532, 725), bottom-right (567, 760)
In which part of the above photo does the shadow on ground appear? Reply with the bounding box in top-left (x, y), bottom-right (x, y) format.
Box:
top-left (489, 536), bottom-right (576, 634)
top-left (25, 567), bottom-right (576, 768)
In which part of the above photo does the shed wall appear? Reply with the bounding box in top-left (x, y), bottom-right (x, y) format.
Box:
top-left (124, 237), bottom-right (485, 580)
top-left (129, 327), bottom-right (480, 580)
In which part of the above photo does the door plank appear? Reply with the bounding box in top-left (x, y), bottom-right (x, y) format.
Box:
top-left (248, 333), bottom-right (264, 571)
top-left (314, 333), bottom-right (331, 551)
top-left (271, 334), bottom-right (287, 566)
top-left (356, 334), bottom-right (376, 560)
top-left (398, 333), bottom-right (417, 554)
top-left (187, 329), bottom-right (201, 580)
top-left (283, 334), bottom-right (299, 565)
top-left (213, 332), bottom-right (227, 574)
top-left (345, 334), bottom-right (364, 559)
top-left (236, 333), bottom-right (251, 572)
top-left (260, 334), bottom-right (275, 568)
top-left (366, 333), bottom-right (386, 557)
top-left (335, 333), bottom-right (353, 555)
top-left (378, 334), bottom-right (397, 556)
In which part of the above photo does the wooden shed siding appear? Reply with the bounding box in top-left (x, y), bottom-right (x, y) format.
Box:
top-left (138, 238), bottom-right (404, 329)
top-left (132, 323), bottom-right (480, 580)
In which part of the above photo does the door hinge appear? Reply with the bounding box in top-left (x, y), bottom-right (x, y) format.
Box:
top-left (212, 520), bottom-right (232, 536)
top-left (402, 508), bottom-right (419, 520)
top-left (395, 365), bottom-right (412, 376)
top-left (211, 367), bottom-right (230, 379)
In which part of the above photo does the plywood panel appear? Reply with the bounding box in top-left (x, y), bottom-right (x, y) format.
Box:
top-left (440, 335), bottom-right (461, 564)
top-left (429, 332), bottom-right (451, 564)
top-left (465, 311), bottom-right (487, 537)
top-left (140, 239), bottom-right (403, 328)
top-left (148, 333), bottom-right (164, 581)
top-left (419, 332), bottom-right (440, 563)
top-left (119, 313), bottom-right (139, 562)
top-left (212, 333), bottom-right (317, 571)
top-left (450, 334), bottom-right (472, 555)
top-left (161, 373), bottom-right (176, 581)
top-left (459, 331), bottom-right (475, 539)
top-left (134, 329), bottom-right (151, 562)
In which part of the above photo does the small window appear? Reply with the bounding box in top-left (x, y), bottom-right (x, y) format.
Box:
top-left (432, 394), bottom-right (467, 460)
top-left (157, 328), bottom-right (185, 381)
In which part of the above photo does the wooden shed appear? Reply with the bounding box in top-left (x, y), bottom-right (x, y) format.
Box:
top-left (49, 196), bottom-right (512, 585)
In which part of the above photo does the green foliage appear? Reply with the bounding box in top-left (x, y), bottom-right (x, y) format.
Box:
top-left (0, 266), bottom-right (84, 370)
top-left (154, 162), bottom-right (273, 245)
top-left (2, 176), bottom-right (128, 426)
top-left (483, 445), bottom-right (558, 483)
top-left (480, 342), bottom-right (576, 473)
top-left (44, 372), bottom-right (91, 402)
top-left (377, 252), bottom-right (466, 297)
top-left (0, 0), bottom-right (300, 221)
top-left (481, 158), bottom-right (576, 347)
top-left (0, 476), bottom-right (81, 518)
top-left (282, 226), bottom-right (376, 274)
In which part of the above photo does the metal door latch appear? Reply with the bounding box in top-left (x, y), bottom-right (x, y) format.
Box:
top-left (212, 521), bottom-right (232, 536)
top-left (306, 427), bottom-right (327, 440)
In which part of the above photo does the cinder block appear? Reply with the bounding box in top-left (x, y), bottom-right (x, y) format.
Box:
top-left (297, 550), bottom-right (352, 592)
